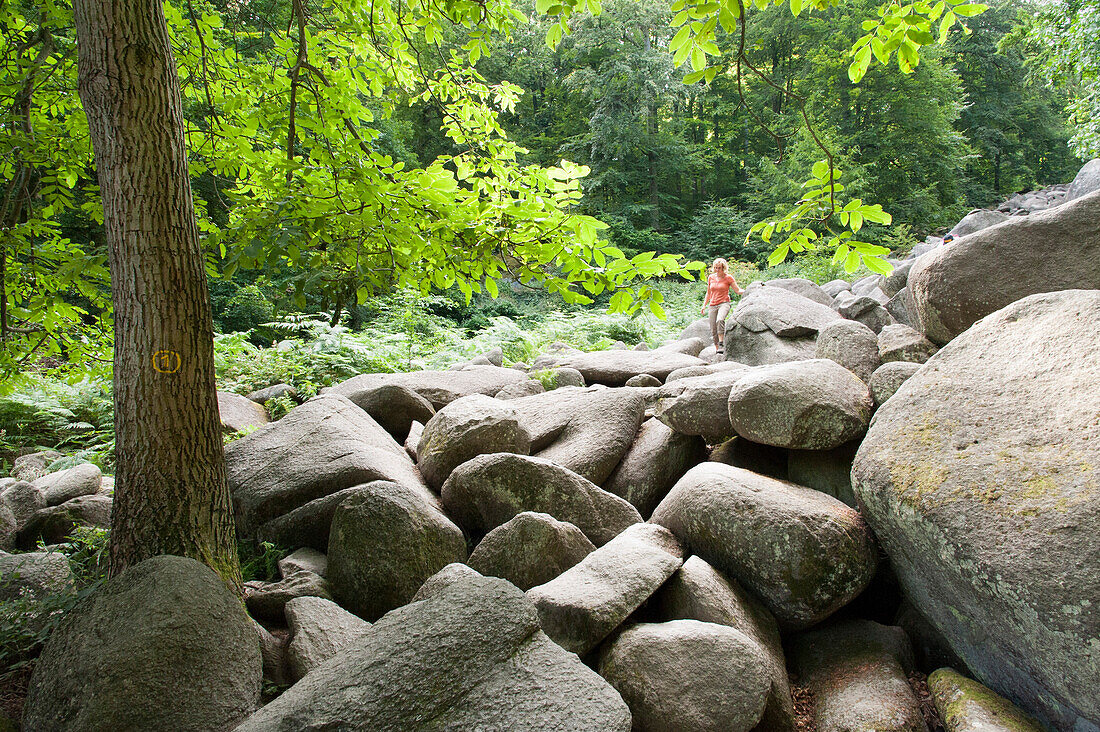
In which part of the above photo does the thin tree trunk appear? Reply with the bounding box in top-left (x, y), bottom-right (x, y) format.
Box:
top-left (73, 0), bottom-right (241, 589)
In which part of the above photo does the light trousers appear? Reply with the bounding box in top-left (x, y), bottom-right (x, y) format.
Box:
top-left (708, 302), bottom-right (731, 346)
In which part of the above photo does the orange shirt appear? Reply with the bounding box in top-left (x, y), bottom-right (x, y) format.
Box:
top-left (706, 273), bottom-right (736, 305)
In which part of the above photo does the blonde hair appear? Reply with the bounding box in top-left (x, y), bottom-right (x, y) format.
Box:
top-left (711, 258), bottom-right (728, 275)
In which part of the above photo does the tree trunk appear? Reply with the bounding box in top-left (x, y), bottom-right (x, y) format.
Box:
top-left (73, 0), bottom-right (241, 589)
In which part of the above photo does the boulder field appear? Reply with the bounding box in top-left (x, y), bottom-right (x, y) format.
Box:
top-left (14, 160), bottom-right (1100, 731)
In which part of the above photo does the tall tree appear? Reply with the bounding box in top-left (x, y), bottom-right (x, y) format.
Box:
top-left (72, 0), bottom-right (241, 586)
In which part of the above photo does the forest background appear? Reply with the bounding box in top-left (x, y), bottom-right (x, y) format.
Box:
top-left (1, 0), bottom-right (1097, 471)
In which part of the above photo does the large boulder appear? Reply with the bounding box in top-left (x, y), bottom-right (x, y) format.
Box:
top-left (340, 383), bottom-right (434, 442)
top-left (255, 484), bottom-right (372, 552)
top-left (538, 350), bottom-right (705, 386)
top-left (947, 208), bottom-right (1011, 239)
top-left (467, 512), bottom-right (595, 591)
top-left (284, 596), bottom-right (372, 682)
top-left (1067, 158), bottom-right (1100, 201)
top-left (762, 278), bottom-right (834, 306)
top-left (416, 394), bottom-right (531, 490)
top-left (833, 291), bottom-right (893, 333)
top-left (908, 190), bottom-right (1100, 344)
top-left (790, 620), bottom-right (924, 732)
top-left (598, 620), bottom-right (772, 732)
top-left (654, 556), bottom-right (796, 731)
top-left (653, 367), bottom-right (753, 444)
top-left (869, 361), bottom-right (922, 407)
top-left (0, 552), bottom-right (73, 602)
top-left (509, 387), bottom-right (646, 485)
top-left (0, 480), bottom-right (45, 529)
top-left (328, 365), bottom-right (526, 409)
top-left (236, 570), bottom-right (631, 732)
top-left (815, 319), bottom-right (881, 382)
top-left (928, 667), bottom-right (1045, 732)
top-left (651, 463), bottom-right (877, 629)
top-left (32, 463), bottom-right (101, 506)
top-left (724, 287), bottom-right (842, 366)
top-left (787, 441), bottom-right (860, 507)
top-left (603, 418), bottom-right (707, 517)
top-left (327, 481), bottom-right (467, 621)
top-left (17, 494), bottom-right (112, 548)
top-left (10, 450), bottom-right (62, 483)
top-left (852, 290), bottom-right (1100, 731)
top-left (441, 453), bottom-right (641, 546)
top-left (527, 522), bottom-right (684, 656)
top-left (225, 394), bottom-right (428, 536)
top-left (23, 556), bottom-right (260, 732)
top-left (217, 391), bottom-right (269, 433)
top-left (244, 570), bottom-right (331, 621)
top-left (878, 323), bottom-right (937, 364)
top-left (727, 359), bottom-right (873, 450)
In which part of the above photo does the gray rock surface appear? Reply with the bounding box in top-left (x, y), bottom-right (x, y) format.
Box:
top-left (603, 418), bottom-right (706, 517)
top-left (329, 365), bottom-right (526, 409)
top-left (821, 279), bottom-right (851, 297)
top-left (869, 361), bottom-right (922, 407)
top-left (787, 441), bottom-right (860, 507)
top-left (1067, 158), bottom-right (1100, 201)
top-left (527, 522), bottom-right (684, 655)
top-left (708, 436), bottom-right (789, 480)
top-left (18, 494), bottom-right (112, 548)
top-left (852, 290), bottom-right (1100, 730)
top-left (247, 383), bottom-right (298, 403)
top-left (815, 319), bottom-right (881, 382)
top-left (236, 570), bottom-right (631, 732)
top-left (245, 570), bottom-right (331, 621)
top-left (495, 379), bottom-right (546, 400)
top-left (658, 336), bottom-right (709, 356)
top-left (878, 323), bottom-right (937, 363)
top-left (651, 463), bottom-right (877, 629)
top-left (0, 481), bottom-right (45, 530)
top-left (947, 209), bottom-right (1011, 239)
top-left (328, 481), bottom-right (467, 621)
top-left (908, 190), bottom-right (1100, 344)
top-left (763, 278), bottom-right (834, 306)
top-left (727, 359), bottom-right (873, 450)
top-left (723, 287), bottom-right (843, 366)
top-left (226, 394), bottom-right (428, 536)
top-left (0, 551), bottom-right (73, 602)
top-left (653, 556), bottom-right (796, 731)
top-left (653, 367), bottom-right (753, 444)
top-left (278, 547), bottom-right (327, 578)
top-left (441, 452), bottom-right (641, 546)
top-left (340, 383), bottom-right (434, 442)
top-left (255, 484), bottom-right (372, 552)
top-left (285, 596), bottom-right (372, 682)
top-left (23, 556), bottom-right (260, 732)
top-left (539, 350), bottom-right (705, 386)
top-left (467, 511), bottom-right (595, 591)
top-left (625, 373), bottom-right (662, 387)
top-left (417, 393), bottom-right (531, 490)
top-left (33, 463), bottom-right (102, 507)
top-left (834, 291), bottom-right (894, 333)
top-left (883, 259), bottom-right (914, 297)
top-left (928, 667), bottom-right (1045, 732)
top-left (217, 390), bottom-right (269, 433)
top-left (790, 620), bottom-right (923, 732)
top-left (886, 286), bottom-right (916, 327)
top-left (598, 620), bottom-right (772, 732)
top-left (10, 451), bottom-right (62, 483)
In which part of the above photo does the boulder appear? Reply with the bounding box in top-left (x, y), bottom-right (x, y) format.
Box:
top-left (0, 551), bottom-right (73, 602)
top-left (908, 191), bottom-right (1100, 344)
top-left (657, 336), bottom-right (709, 356)
top-left (17, 494), bottom-right (112, 548)
top-left (869, 361), bottom-right (922, 407)
top-left (329, 365), bottom-right (526, 409)
top-left (246, 383), bottom-right (297, 403)
top-left (653, 367), bottom-right (753, 444)
top-left (834, 291), bottom-right (894, 333)
top-left (787, 441), bottom-right (860, 507)
top-left (624, 373), bottom-right (662, 387)
top-left (762, 278), bottom-right (834, 306)
top-left (709, 437), bottom-right (789, 480)
top-left (928, 667), bottom-right (1045, 732)
top-left (603, 418), bottom-right (707, 517)
top-left (727, 359), bottom-right (873, 450)
top-left (495, 379), bottom-right (545, 400)
top-left (1067, 158), bottom-right (1100, 201)
top-left (883, 259), bottom-right (914, 298)
top-left (285, 596), bottom-right (372, 682)
top-left (878, 323), bottom-right (937, 364)
top-left (0, 480), bottom-right (44, 529)
top-left (417, 394), bottom-right (531, 490)
top-left (653, 556), bottom-right (796, 731)
top-left (651, 463), bottom-right (877, 629)
top-left (225, 394), bottom-right (428, 536)
top-left (598, 620), bottom-right (772, 732)
top-left (790, 620), bottom-right (923, 732)
top-left (947, 208), bottom-right (1011, 239)
top-left (510, 387), bottom-right (646, 485)
top-left (255, 484), bottom-right (373, 552)
top-left (404, 420), bottom-right (423, 460)
top-left (815, 319), bottom-right (881, 382)
top-left (278, 547), bottom-right (327, 578)
top-left (33, 463), bottom-right (102, 506)
top-left (217, 390), bottom-right (269, 433)
top-left (724, 287), bottom-right (841, 366)
top-left (885, 286), bottom-right (916, 327)
top-left (851, 290), bottom-right (1100, 730)
top-left (441, 453), bottom-right (641, 546)
top-left (411, 561), bottom-right (483, 601)
top-left (10, 450), bottom-right (62, 482)
top-left (821, 279), bottom-right (851, 297)
top-left (527, 522), bottom-right (684, 656)
top-left (539, 350), bottom-right (705, 387)
top-left (244, 570), bottom-right (331, 621)
top-left (665, 360), bottom-right (747, 382)
top-left (678, 317), bottom-right (711, 341)
top-left (0, 506), bottom-right (14, 550)
top-left (23, 556), bottom-right (261, 732)
top-left (851, 275), bottom-right (885, 297)
top-left (253, 619), bottom-right (289, 687)
top-left (341, 383), bottom-right (434, 442)
top-left (236, 570), bottom-right (631, 732)
top-left (327, 481), bottom-right (467, 621)
top-left (467, 512), bottom-right (595, 591)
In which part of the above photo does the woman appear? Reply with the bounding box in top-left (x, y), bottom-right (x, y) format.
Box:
top-left (701, 258), bottom-right (745, 353)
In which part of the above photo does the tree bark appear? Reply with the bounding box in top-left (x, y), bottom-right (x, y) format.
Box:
top-left (73, 0), bottom-right (241, 589)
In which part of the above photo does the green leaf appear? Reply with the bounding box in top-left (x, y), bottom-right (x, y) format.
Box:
top-left (683, 69), bottom-right (707, 84)
top-left (951, 3), bottom-right (986, 16)
top-left (790, 0), bottom-right (803, 17)
top-left (767, 243), bottom-right (790, 267)
top-left (863, 256), bottom-right (894, 276)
